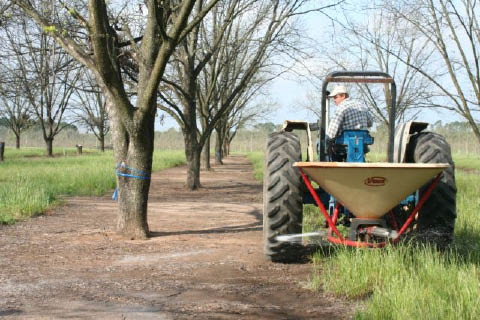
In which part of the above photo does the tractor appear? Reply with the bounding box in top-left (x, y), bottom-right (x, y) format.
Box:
top-left (263, 71), bottom-right (456, 262)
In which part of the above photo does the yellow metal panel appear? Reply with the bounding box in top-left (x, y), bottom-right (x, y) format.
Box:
top-left (294, 162), bottom-right (448, 219)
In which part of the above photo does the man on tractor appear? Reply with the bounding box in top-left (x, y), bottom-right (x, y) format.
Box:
top-left (326, 85), bottom-right (373, 161)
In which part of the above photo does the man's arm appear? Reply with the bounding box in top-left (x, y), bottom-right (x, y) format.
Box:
top-left (327, 110), bottom-right (343, 139)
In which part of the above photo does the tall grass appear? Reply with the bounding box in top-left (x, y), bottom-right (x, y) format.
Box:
top-left (313, 171), bottom-right (480, 319)
top-left (0, 147), bottom-right (185, 224)
top-left (316, 243), bottom-right (480, 320)
top-left (453, 153), bottom-right (480, 171)
top-left (247, 151), bottom-right (480, 319)
top-left (246, 152), bottom-right (264, 182)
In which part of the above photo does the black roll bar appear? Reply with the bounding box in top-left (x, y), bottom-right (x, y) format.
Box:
top-left (320, 71), bottom-right (396, 162)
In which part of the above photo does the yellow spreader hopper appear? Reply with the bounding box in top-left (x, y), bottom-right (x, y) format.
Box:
top-left (295, 162), bottom-right (448, 219)
top-left (294, 162), bottom-right (448, 247)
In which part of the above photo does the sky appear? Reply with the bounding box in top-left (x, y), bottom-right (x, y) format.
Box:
top-left (157, 1), bottom-right (464, 131)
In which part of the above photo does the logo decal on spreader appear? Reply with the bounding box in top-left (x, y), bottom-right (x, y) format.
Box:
top-left (364, 176), bottom-right (387, 186)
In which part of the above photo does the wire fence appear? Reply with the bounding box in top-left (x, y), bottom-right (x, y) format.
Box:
top-left (0, 126), bottom-right (479, 156)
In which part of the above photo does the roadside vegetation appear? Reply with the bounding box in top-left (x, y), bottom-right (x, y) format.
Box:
top-left (246, 152), bottom-right (264, 182)
top-left (248, 151), bottom-right (480, 319)
top-left (0, 148), bottom-right (185, 224)
top-left (453, 154), bottom-right (480, 171)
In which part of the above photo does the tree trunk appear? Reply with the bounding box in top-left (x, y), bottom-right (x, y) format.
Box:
top-left (45, 138), bottom-right (53, 157)
top-left (99, 133), bottom-right (105, 152)
top-left (182, 84), bottom-right (201, 189)
top-left (215, 138), bottom-right (223, 164)
top-left (111, 109), bottom-right (155, 240)
top-left (0, 142), bottom-right (4, 162)
top-left (184, 129), bottom-right (201, 189)
top-left (223, 139), bottom-right (230, 156)
top-left (202, 136), bottom-right (211, 170)
top-left (15, 134), bottom-right (20, 149)
top-left (214, 129), bottom-right (224, 165)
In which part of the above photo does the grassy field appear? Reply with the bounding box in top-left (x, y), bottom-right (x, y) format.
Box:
top-left (249, 151), bottom-right (480, 319)
top-left (0, 147), bottom-right (185, 224)
top-left (453, 154), bottom-right (480, 171)
top-left (246, 152), bottom-right (264, 182)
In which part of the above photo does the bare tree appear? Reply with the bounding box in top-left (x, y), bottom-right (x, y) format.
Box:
top-left (221, 96), bottom-right (273, 158)
top-left (73, 71), bottom-right (109, 151)
top-left (202, 0), bottom-right (341, 165)
top-left (210, 74), bottom-right (273, 164)
top-left (385, 0), bottom-right (480, 142)
top-left (157, 0), bottom-right (243, 188)
top-left (0, 82), bottom-right (34, 148)
top-left (159, 0), bottom-right (339, 188)
top-left (316, 4), bottom-right (435, 127)
top-left (3, 10), bottom-right (79, 156)
top-left (12, 0), bottom-right (220, 239)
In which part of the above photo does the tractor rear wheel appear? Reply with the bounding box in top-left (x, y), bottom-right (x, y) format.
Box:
top-left (263, 131), bottom-right (303, 262)
top-left (406, 132), bottom-right (457, 247)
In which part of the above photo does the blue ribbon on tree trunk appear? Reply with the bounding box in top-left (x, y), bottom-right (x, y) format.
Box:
top-left (112, 163), bottom-right (151, 201)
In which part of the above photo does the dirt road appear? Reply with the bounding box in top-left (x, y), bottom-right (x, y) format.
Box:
top-left (0, 155), bottom-right (353, 319)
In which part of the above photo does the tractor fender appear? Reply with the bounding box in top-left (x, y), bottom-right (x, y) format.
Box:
top-left (393, 121), bottom-right (429, 163)
top-left (281, 120), bottom-right (315, 162)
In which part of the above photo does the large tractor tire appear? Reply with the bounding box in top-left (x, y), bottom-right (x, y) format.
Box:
top-left (263, 131), bottom-right (303, 262)
top-left (406, 132), bottom-right (457, 247)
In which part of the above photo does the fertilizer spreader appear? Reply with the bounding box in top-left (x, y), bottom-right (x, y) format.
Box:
top-left (263, 71), bottom-right (456, 262)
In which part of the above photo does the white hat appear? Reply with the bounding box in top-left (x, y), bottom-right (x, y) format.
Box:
top-left (328, 85), bottom-right (348, 97)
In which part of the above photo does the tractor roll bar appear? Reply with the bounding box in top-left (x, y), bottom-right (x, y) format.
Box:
top-left (320, 71), bottom-right (396, 162)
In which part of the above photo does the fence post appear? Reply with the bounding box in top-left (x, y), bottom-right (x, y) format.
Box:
top-left (76, 144), bottom-right (83, 155)
top-left (0, 142), bottom-right (4, 162)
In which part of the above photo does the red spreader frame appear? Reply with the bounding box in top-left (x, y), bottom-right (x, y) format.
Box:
top-left (299, 168), bottom-right (442, 248)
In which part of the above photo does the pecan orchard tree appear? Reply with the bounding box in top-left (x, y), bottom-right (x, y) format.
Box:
top-left (1, 9), bottom-right (78, 155)
top-left (12, 0), bottom-right (219, 239)
top-left (0, 82), bottom-right (34, 149)
top-left (73, 71), bottom-right (110, 152)
top-left (389, 0), bottom-right (480, 144)
top-left (157, 0), bottom-right (243, 187)
top-left (160, 0), bottom-right (332, 188)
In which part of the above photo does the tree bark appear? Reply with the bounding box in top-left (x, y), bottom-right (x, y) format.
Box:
top-left (45, 138), bottom-right (53, 157)
top-left (223, 139), bottom-right (230, 157)
top-left (202, 136), bottom-right (211, 170)
top-left (0, 142), bottom-right (4, 161)
top-left (214, 127), bottom-right (224, 165)
top-left (100, 139), bottom-right (105, 152)
top-left (15, 134), bottom-right (20, 149)
top-left (110, 103), bottom-right (155, 239)
top-left (99, 131), bottom-right (105, 152)
top-left (183, 128), bottom-right (201, 189)
top-left (215, 134), bottom-right (223, 164)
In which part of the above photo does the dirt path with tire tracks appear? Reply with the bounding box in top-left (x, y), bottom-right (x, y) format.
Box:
top-left (0, 155), bottom-right (354, 319)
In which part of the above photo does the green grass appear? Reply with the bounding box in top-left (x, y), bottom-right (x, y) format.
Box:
top-left (0, 147), bottom-right (185, 224)
top-left (315, 244), bottom-right (480, 319)
top-left (453, 153), bottom-right (480, 171)
top-left (246, 152), bottom-right (264, 181)
top-left (247, 151), bottom-right (480, 319)
top-left (368, 153), bottom-right (480, 169)
top-left (312, 171), bottom-right (480, 319)
top-left (366, 152), bottom-right (387, 162)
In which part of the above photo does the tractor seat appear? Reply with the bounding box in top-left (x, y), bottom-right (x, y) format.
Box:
top-left (332, 130), bottom-right (374, 162)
